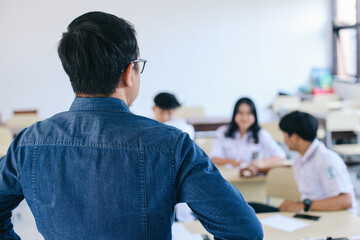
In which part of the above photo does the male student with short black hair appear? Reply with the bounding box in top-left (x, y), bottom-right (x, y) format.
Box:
top-left (250, 111), bottom-right (356, 213)
top-left (0, 11), bottom-right (263, 239)
top-left (153, 92), bottom-right (195, 139)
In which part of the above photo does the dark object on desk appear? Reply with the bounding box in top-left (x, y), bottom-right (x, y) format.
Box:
top-left (293, 213), bottom-right (320, 221)
top-left (202, 234), bottom-right (211, 240)
top-left (328, 238), bottom-right (349, 240)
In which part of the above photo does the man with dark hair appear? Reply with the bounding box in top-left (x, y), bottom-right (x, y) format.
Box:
top-left (0, 12), bottom-right (263, 239)
top-left (250, 111), bottom-right (356, 213)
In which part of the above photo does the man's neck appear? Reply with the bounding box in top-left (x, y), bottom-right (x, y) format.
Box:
top-left (297, 140), bottom-right (313, 156)
top-left (76, 94), bottom-right (107, 98)
top-left (76, 90), bottom-right (129, 106)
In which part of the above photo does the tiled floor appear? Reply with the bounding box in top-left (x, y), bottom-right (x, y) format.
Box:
top-left (10, 167), bottom-right (360, 239)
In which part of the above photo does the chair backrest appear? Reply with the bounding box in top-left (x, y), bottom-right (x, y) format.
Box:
top-left (7, 110), bottom-right (41, 129)
top-left (272, 96), bottom-right (301, 114)
top-left (299, 100), bottom-right (328, 114)
top-left (0, 126), bottom-right (13, 157)
top-left (266, 167), bottom-right (301, 203)
top-left (260, 121), bottom-right (283, 143)
top-left (0, 126), bottom-right (13, 145)
top-left (195, 137), bottom-right (214, 156)
top-left (312, 93), bottom-right (340, 103)
top-left (342, 99), bottom-right (360, 109)
top-left (326, 111), bottom-right (360, 132)
top-left (173, 106), bottom-right (205, 120)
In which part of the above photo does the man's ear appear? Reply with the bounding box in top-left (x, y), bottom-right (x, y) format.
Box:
top-left (292, 133), bottom-right (300, 142)
top-left (120, 63), bottom-right (134, 87)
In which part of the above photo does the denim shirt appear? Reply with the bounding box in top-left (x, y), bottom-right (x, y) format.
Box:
top-left (0, 97), bottom-right (263, 240)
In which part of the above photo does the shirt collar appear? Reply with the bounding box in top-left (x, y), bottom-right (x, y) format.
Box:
top-left (234, 130), bottom-right (252, 140)
top-left (69, 97), bottom-right (131, 113)
top-left (299, 139), bottom-right (319, 163)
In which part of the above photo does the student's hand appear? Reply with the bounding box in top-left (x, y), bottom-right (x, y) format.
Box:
top-left (250, 160), bottom-right (266, 169)
top-left (229, 159), bottom-right (242, 167)
top-left (240, 164), bottom-right (259, 177)
top-left (211, 157), bottom-right (242, 167)
top-left (279, 200), bottom-right (304, 212)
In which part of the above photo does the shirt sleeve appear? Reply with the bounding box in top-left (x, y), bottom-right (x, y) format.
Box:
top-left (174, 133), bottom-right (263, 240)
top-left (259, 129), bottom-right (286, 158)
top-left (317, 152), bottom-right (353, 198)
top-left (184, 124), bottom-right (195, 140)
top-left (210, 126), bottom-right (227, 158)
top-left (0, 134), bottom-right (24, 240)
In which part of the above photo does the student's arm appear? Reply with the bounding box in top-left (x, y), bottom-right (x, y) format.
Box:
top-left (279, 193), bottom-right (352, 212)
top-left (0, 135), bottom-right (24, 240)
top-left (310, 193), bottom-right (352, 210)
top-left (240, 156), bottom-right (284, 177)
top-left (210, 127), bottom-right (242, 167)
top-left (241, 130), bottom-right (286, 176)
top-left (315, 154), bottom-right (354, 211)
top-left (249, 156), bottom-right (284, 172)
top-left (211, 157), bottom-right (242, 167)
top-left (175, 133), bottom-right (263, 240)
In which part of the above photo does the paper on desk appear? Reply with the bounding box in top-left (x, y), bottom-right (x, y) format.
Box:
top-left (172, 223), bottom-right (204, 240)
top-left (261, 214), bottom-right (309, 232)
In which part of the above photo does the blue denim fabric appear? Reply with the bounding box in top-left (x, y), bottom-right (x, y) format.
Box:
top-left (0, 97), bottom-right (263, 240)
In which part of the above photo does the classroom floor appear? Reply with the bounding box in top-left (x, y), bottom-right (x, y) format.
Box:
top-left (11, 166), bottom-right (360, 240)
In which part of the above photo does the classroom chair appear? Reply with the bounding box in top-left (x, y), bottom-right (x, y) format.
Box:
top-left (266, 167), bottom-right (301, 205)
top-left (195, 137), bottom-right (214, 156)
top-left (325, 110), bottom-right (360, 159)
top-left (7, 110), bottom-right (41, 134)
top-left (342, 99), bottom-right (360, 109)
top-left (271, 96), bottom-right (301, 117)
top-left (0, 126), bottom-right (13, 157)
top-left (260, 121), bottom-right (284, 143)
top-left (173, 106), bottom-right (206, 120)
top-left (298, 100), bottom-right (329, 114)
top-left (312, 93), bottom-right (340, 103)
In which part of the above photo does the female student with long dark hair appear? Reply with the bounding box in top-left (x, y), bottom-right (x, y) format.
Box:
top-left (211, 97), bottom-right (286, 176)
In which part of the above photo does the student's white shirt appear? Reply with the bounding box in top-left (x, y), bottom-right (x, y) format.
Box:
top-left (164, 118), bottom-right (196, 222)
top-left (292, 139), bottom-right (356, 213)
top-left (166, 119), bottom-right (195, 140)
top-left (210, 125), bottom-right (286, 165)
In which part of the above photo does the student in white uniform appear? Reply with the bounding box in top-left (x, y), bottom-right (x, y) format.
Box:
top-left (153, 92), bottom-right (195, 139)
top-left (211, 97), bottom-right (286, 176)
top-left (153, 92), bottom-right (196, 222)
top-left (249, 111), bottom-right (356, 213)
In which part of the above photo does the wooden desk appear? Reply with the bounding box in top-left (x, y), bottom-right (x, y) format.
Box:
top-left (187, 117), bottom-right (230, 132)
top-left (218, 167), bottom-right (267, 202)
top-left (182, 211), bottom-right (360, 240)
top-left (258, 211), bottom-right (360, 240)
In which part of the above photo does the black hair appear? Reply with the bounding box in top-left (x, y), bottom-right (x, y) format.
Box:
top-left (58, 11), bottom-right (139, 96)
top-left (225, 97), bottom-right (260, 143)
top-left (154, 92), bottom-right (181, 110)
top-left (279, 111), bottom-right (318, 142)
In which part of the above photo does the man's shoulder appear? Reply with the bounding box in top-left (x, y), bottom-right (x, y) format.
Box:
top-left (20, 111), bottom-right (185, 147)
top-left (312, 141), bottom-right (344, 166)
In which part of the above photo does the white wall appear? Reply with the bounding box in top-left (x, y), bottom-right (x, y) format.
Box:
top-left (0, 0), bottom-right (331, 123)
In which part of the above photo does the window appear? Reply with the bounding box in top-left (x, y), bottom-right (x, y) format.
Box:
top-left (332, 0), bottom-right (360, 82)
